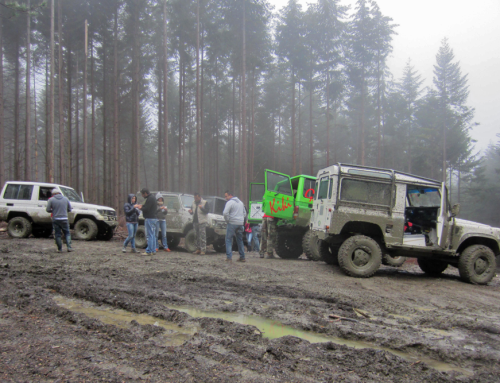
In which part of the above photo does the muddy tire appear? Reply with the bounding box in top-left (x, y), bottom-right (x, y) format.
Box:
top-left (319, 241), bottom-right (340, 265)
top-left (32, 226), bottom-right (52, 238)
top-left (302, 230), bottom-right (321, 261)
top-left (275, 233), bottom-right (302, 259)
top-left (417, 258), bottom-right (448, 276)
top-left (7, 217), bottom-right (33, 238)
top-left (96, 226), bottom-right (115, 241)
top-left (135, 226), bottom-right (147, 248)
top-left (167, 234), bottom-right (180, 250)
top-left (338, 235), bottom-right (382, 278)
top-left (382, 254), bottom-right (407, 267)
top-left (458, 245), bottom-right (497, 285)
top-left (73, 218), bottom-right (98, 241)
top-left (185, 229), bottom-right (197, 253)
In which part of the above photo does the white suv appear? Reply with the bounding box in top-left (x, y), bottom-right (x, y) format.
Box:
top-left (0, 181), bottom-right (118, 241)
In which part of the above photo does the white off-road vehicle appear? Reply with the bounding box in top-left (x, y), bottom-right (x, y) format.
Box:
top-left (310, 164), bottom-right (499, 285)
top-left (134, 192), bottom-right (228, 252)
top-left (0, 181), bottom-right (118, 240)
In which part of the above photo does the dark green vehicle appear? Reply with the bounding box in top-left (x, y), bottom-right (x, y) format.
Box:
top-left (248, 169), bottom-right (317, 259)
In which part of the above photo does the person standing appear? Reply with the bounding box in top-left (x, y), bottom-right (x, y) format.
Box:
top-left (137, 188), bottom-right (157, 256)
top-left (251, 223), bottom-right (261, 253)
top-left (189, 192), bottom-right (209, 255)
top-left (155, 193), bottom-right (170, 252)
top-left (122, 194), bottom-right (140, 253)
top-left (244, 223), bottom-right (253, 252)
top-left (260, 214), bottom-right (277, 259)
top-left (223, 191), bottom-right (246, 262)
top-left (46, 188), bottom-right (73, 253)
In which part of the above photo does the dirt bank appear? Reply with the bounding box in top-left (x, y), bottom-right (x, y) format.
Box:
top-left (1, 233), bottom-right (499, 382)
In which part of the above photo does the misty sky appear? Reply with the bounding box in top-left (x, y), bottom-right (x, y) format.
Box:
top-left (269, 0), bottom-right (500, 153)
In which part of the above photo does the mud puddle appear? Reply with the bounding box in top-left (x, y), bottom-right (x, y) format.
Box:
top-left (166, 304), bottom-right (473, 376)
top-left (53, 295), bottom-right (198, 346)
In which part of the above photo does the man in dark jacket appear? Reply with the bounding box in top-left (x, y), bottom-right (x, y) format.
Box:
top-left (137, 188), bottom-right (157, 255)
top-left (46, 188), bottom-right (73, 253)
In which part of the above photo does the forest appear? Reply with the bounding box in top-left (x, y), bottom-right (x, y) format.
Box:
top-left (0, 0), bottom-right (499, 225)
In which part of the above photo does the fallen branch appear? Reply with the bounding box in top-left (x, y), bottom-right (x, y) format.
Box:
top-left (328, 314), bottom-right (359, 323)
top-left (353, 308), bottom-right (370, 318)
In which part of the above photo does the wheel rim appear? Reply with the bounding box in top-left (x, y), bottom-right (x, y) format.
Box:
top-left (14, 223), bottom-right (24, 234)
top-left (79, 225), bottom-right (89, 235)
top-left (352, 247), bottom-right (370, 267)
top-left (474, 256), bottom-right (488, 275)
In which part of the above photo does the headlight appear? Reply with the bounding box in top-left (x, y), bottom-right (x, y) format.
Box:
top-left (216, 221), bottom-right (227, 229)
top-left (98, 209), bottom-right (106, 216)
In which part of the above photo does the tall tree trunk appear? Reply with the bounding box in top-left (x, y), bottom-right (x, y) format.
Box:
top-left (48, 0), bottom-right (55, 182)
top-left (75, 52), bottom-right (80, 191)
top-left (360, 66), bottom-right (366, 166)
top-left (163, 0), bottom-right (169, 191)
top-left (58, 0), bottom-right (65, 184)
top-left (91, 37), bottom-right (96, 201)
top-left (34, 56), bottom-right (38, 181)
top-left (250, 70), bottom-right (255, 183)
top-left (241, 1), bottom-right (247, 202)
top-left (309, 73), bottom-right (313, 175)
top-left (200, 33), bottom-right (205, 192)
top-left (132, 7), bottom-right (140, 193)
top-left (46, 48), bottom-right (49, 181)
top-left (195, 0), bottom-right (202, 193)
top-left (291, 66), bottom-right (295, 175)
top-left (326, 72), bottom-right (330, 167)
top-left (14, 38), bottom-right (20, 180)
top-left (278, 112), bottom-right (281, 170)
top-left (66, 44), bottom-right (72, 187)
top-left (215, 57), bottom-right (219, 195)
top-left (113, 9), bottom-right (120, 211)
top-left (25, 0), bottom-right (32, 180)
top-left (83, 19), bottom-right (88, 197)
top-left (158, 71), bottom-right (163, 190)
top-left (298, 82), bottom-right (301, 174)
top-left (102, 42), bottom-right (107, 205)
top-left (0, 5), bottom-right (4, 187)
top-left (231, 76), bottom-right (236, 193)
top-left (178, 53), bottom-right (184, 191)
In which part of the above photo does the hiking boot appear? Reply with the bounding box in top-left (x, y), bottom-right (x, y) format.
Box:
top-left (193, 250), bottom-right (201, 254)
top-left (200, 252), bottom-right (206, 255)
top-left (237, 258), bottom-right (246, 262)
top-left (131, 248), bottom-right (138, 253)
top-left (259, 253), bottom-right (265, 258)
top-left (266, 253), bottom-right (275, 259)
top-left (67, 248), bottom-right (74, 253)
top-left (163, 248), bottom-right (171, 252)
top-left (56, 249), bottom-right (63, 253)
top-left (122, 247), bottom-right (127, 253)
top-left (141, 252), bottom-right (151, 256)
top-left (225, 259), bottom-right (232, 263)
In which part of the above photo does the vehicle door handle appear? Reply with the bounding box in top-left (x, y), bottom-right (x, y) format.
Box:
top-left (38, 205), bottom-right (44, 207)
top-left (7, 203), bottom-right (13, 206)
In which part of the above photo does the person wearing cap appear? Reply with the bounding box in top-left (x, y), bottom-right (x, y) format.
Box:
top-left (46, 188), bottom-right (73, 253)
top-left (135, 188), bottom-right (158, 255)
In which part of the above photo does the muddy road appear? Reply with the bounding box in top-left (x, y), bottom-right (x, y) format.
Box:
top-left (1, 232), bottom-right (500, 382)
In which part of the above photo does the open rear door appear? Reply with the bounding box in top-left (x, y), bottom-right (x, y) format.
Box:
top-left (437, 182), bottom-right (451, 248)
top-left (263, 169), bottom-right (294, 220)
top-left (248, 183), bottom-right (265, 223)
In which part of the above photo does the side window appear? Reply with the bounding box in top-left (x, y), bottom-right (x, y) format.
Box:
top-left (328, 178), bottom-right (334, 199)
top-left (164, 196), bottom-right (179, 210)
top-left (267, 172), bottom-right (292, 196)
top-left (303, 179), bottom-right (315, 201)
top-left (38, 187), bottom-right (53, 201)
top-left (340, 179), bottom-right (391, 206)
top-left (317, 178), bottom-right (329, 200)
top-left (3, 184), bottom-right (33, 200)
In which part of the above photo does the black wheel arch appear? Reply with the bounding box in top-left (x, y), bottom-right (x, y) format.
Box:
top-left (7, 211), bottom-right (33, 223)
top-left (457, 236), bottom-right (499, 256)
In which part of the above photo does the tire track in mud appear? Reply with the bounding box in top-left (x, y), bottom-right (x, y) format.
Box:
top-left (1, 236), bottom-right (500, 381)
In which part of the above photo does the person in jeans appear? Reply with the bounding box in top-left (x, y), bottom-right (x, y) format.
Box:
top-left (189, 192), bottom-right (209, 255)
top-left (155, 193), bottom-right (170, 252)
top-left (122, 194), bottom-right (140, 253)
top-left (136, 188), bottom-right (157, 256)
top-left (223, 191), bottom-right (246, 262)
top-left (244, 223), bottom-right (253, 252)
top-left (251, 223), bottom-right (261, 253)
top-left (46, 188), bottom-right (73, 253)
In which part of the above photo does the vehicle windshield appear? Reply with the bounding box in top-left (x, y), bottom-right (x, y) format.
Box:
top-left (205, 197), bottom-right (226, 215)
top-left (60, 187), bottom-right (83, 202)
top-left (407, 187), bottom-right (441, 207)
top-left (181, 195), bottom-right (194, 208)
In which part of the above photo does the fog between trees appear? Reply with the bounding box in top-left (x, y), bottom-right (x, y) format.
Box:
top-left (1, 0), bottom-right (498, 225)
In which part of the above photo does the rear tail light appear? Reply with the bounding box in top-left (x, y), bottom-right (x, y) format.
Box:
top-left (293, 206), bottom-right (299, 219)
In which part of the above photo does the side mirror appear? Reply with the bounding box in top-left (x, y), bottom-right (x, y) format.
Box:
top-left (451, 203), bottom-right (460, 217)
top-left (80, 192), bottom-right (85, 203)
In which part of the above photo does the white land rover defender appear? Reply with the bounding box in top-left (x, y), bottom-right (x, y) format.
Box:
top-left (309, 164), bottom-right (499, 285)
top-left (0, 181), bottom-right (118, 240)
